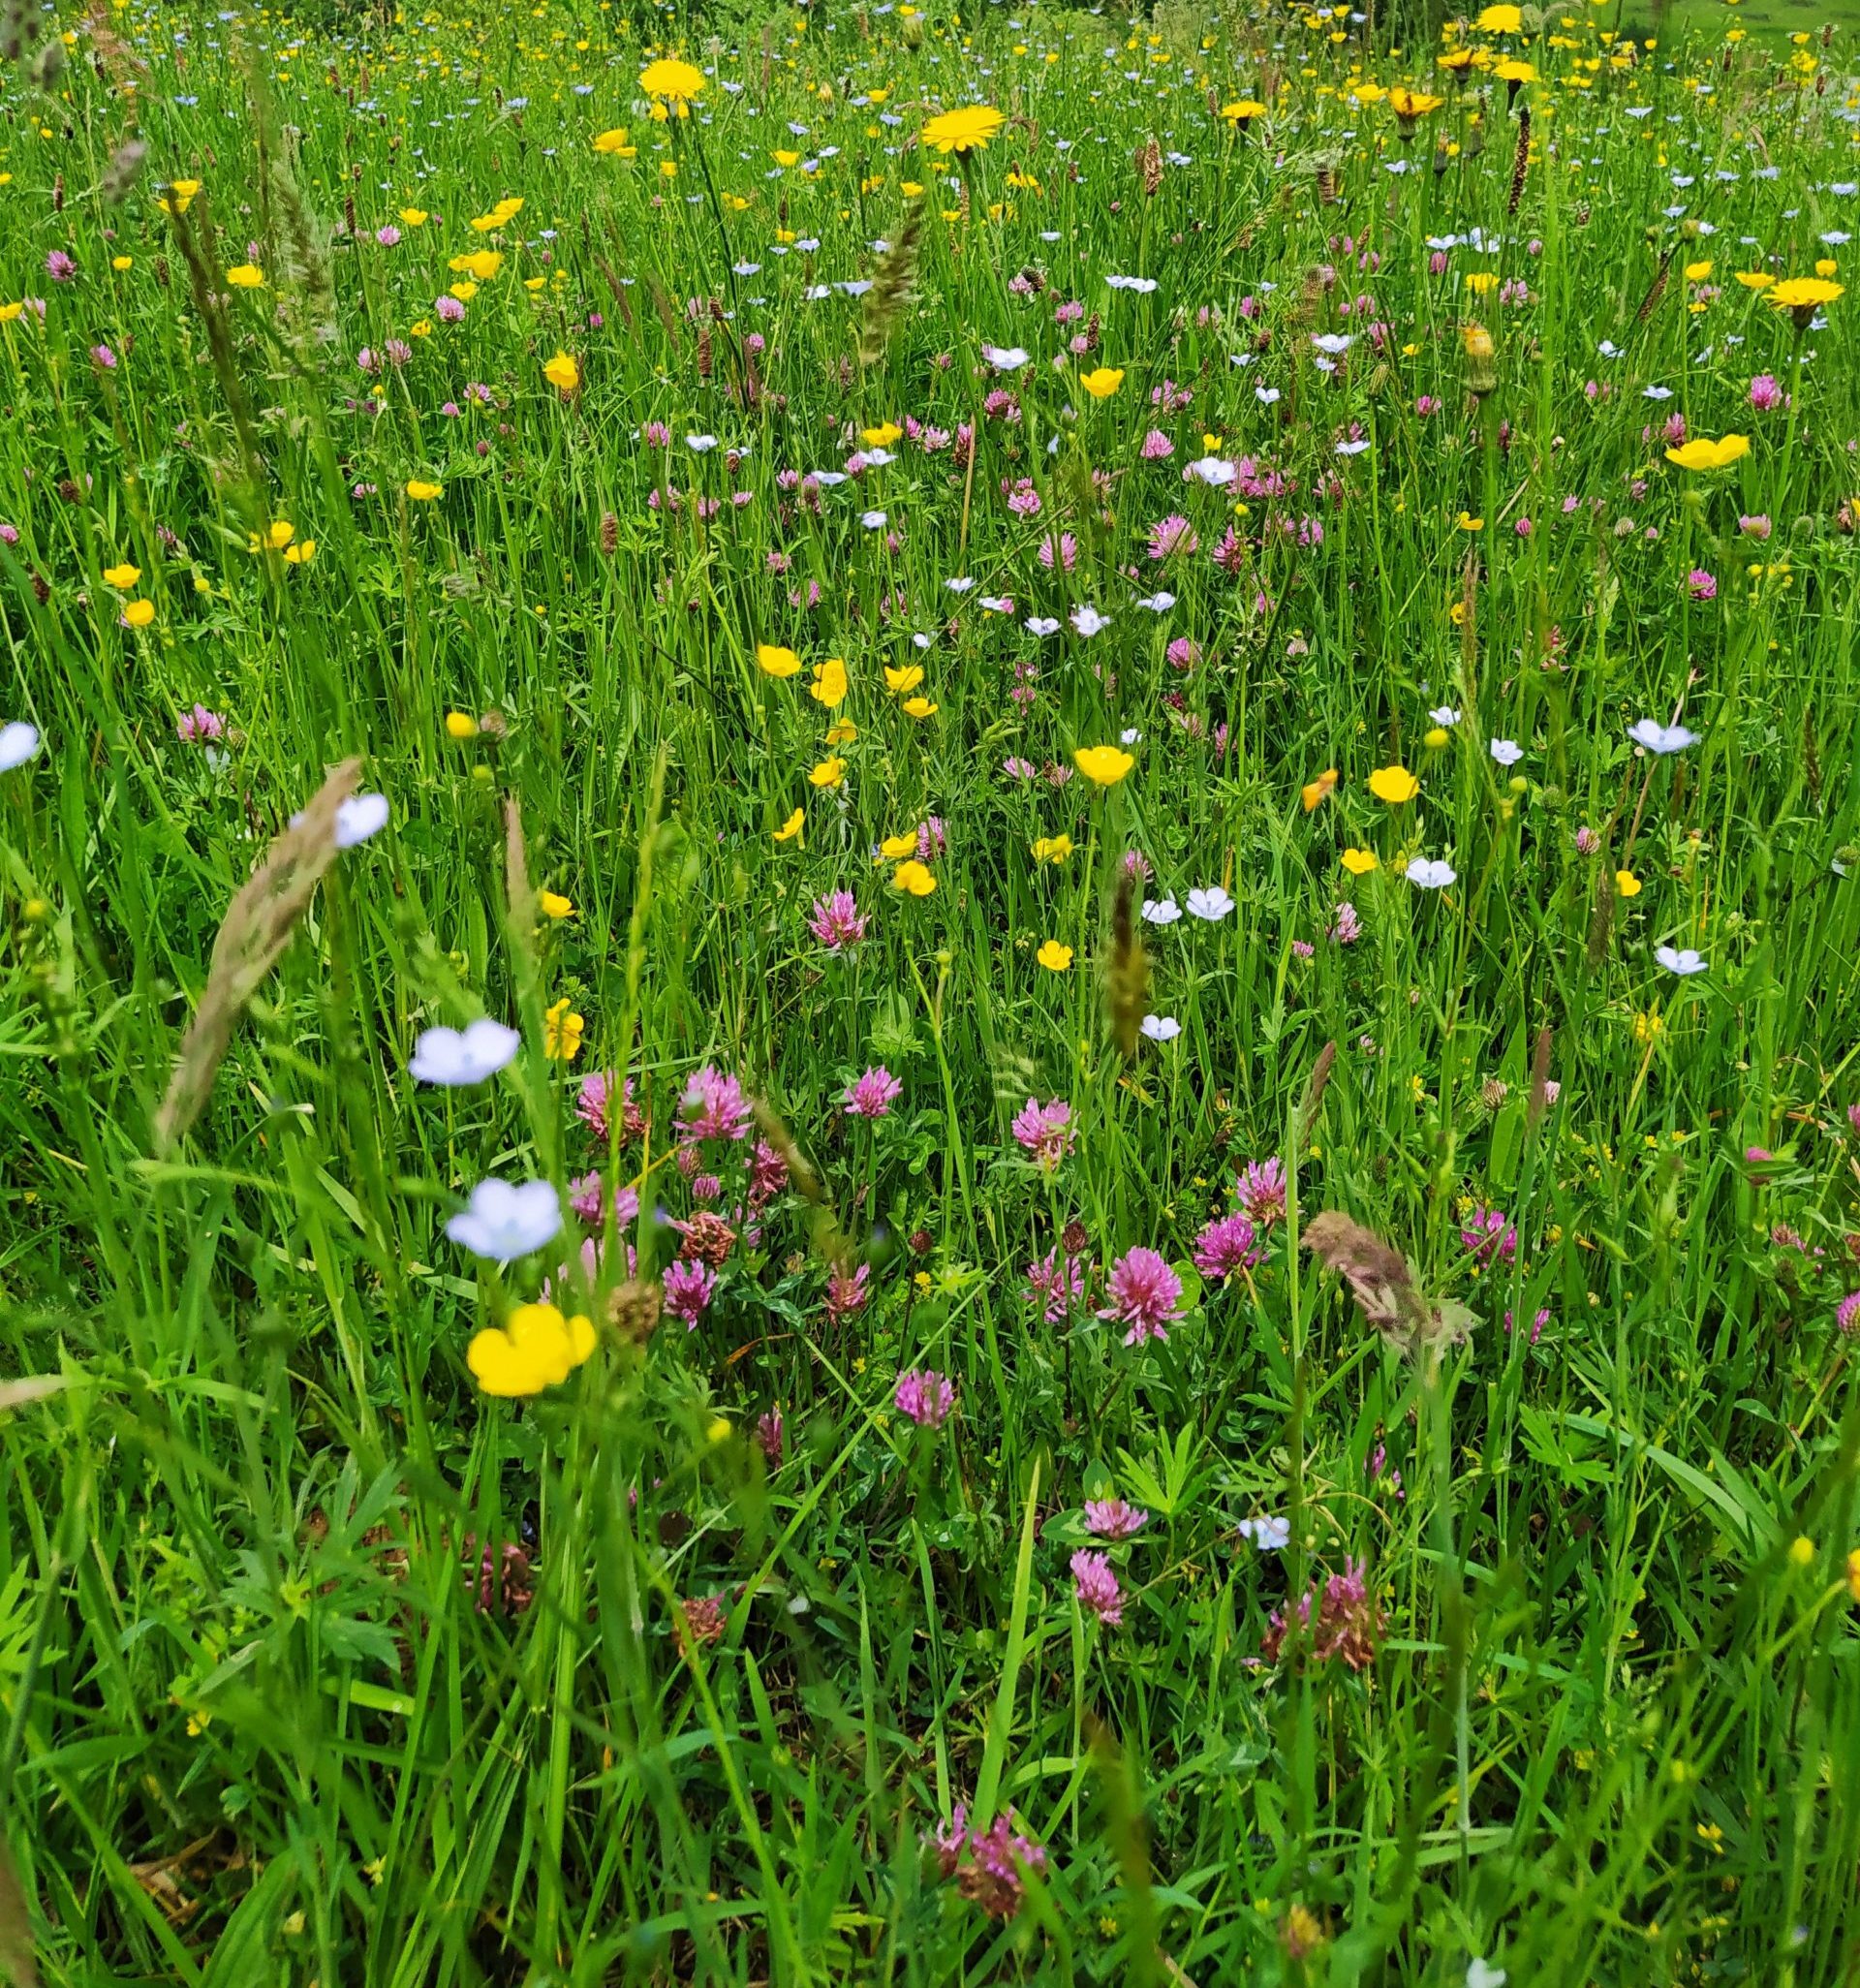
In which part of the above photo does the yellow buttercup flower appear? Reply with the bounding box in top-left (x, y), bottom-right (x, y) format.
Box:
top-left (809, 756), bottom-right (846, 789)
top-left (880, 832), bottom-right (917, 859)
top-left (884, 663), bottom-right (924, 694)
top-left (543, 351), bottom-right (580, 393)
top-left (919, 104), bottom-right (1005, 153)
top-left (824, 718), bottom-right (858, 746)
top-left (773, 807), bottom-right (805, 844)
top-left (810, 657), bottom-right (849, 707)
top-left (593, 127), bottom-right (632, 153)
top-left (1615, 870), bottom-right (1642, 898)
top-left (1031, 834), bottom-right (1073, 864)
top-left (225, 264), bottom-right (264, 289)
top-left (539, 891), bottom-right (575, 920)
top-left (1302, 767), bottom-right (1338, 812)
top-left (1073, 744), bottom-right (1134, 786)
top-left (446, 710), bottom-right (480, 740)
top-left (860, 422), bottom-right (903, 448)
top-left (893, 858), bottom-right (937, 895)
top-left (1341, 848), bottom-right (1380, 875)
top-left (103, 562), bottom-right (141, 589)
top-left (757, 642), bottom-right (802, 678)
top-left (543, 998), bottom-right (585, 1062)
top-left (467, 1303), bottom-right (596, 1397)
top-left (398, 207), bottom-right (429, 226)
top-left (1733, 270), bottom-right (1775, 291)
top-left (111, 254), bottom-right (133, 271)
top-left (121, 599), bottom-right (155, 628)
top-left (902, 696), bottom-right (940, 719)
top-left (1079, 366), bottom-right (1125, 399)
top-left (1665, 433), bottom-right (1750, 471)
top-left (1367, 764), bottom-right (1418, 804)
top-left (1037, 940), bottom-right (1073, 971)
top-left (281, 540), bottom-right (316, 566)
top-left (406, 480), bottom-right (444, 502)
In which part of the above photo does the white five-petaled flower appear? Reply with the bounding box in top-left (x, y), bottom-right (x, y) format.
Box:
top-left (1186, 885), bottom-right (1234, 920)
top-left (1141, 897), bottom-right (1182, 925)
top-left (1489, 738), bottom-right (1524, 766)
top-left (1256, 385), bottom-right (1281, 405)
top-left (334, 793), bottom-right (390, 848)
top-left (1187, 455), bottom-right (1236, 486)
top-left (1105, 272), bottom-right (1158, 293)
top-left (1656, 945), bottom-right (1707, 976)
top-left (1070, 604), bottom-right (1110, 637)
top-left (1407, 857), bottom-right (1457, 889)
top-left (1428, 705), bottom-right (1461, 728)
top-left (981, 343), bottom-right (1031, 370)
top-left (860, 509), bottom-right (888, 530)
top-left (1026, 614), bottom-right (1061, 637)
top-left (1235, 1514), bottom-right (1289, 1550)
top-left (685, 433), bottom-right (719, 451)
top-left (1134, 591), bottom-right (1176, 611)
top-left (1312, 332), bottom-right (1352, 355)
top-left (0, 721), bottom-right (42, 772)
top-left (1466, 1961), bottom-right (1506, 1988)
top-left (1628, 718), bottom-right (1700, 754)
top-left (945, 575), bottom-right (976, 593)
top-left (409, 1019), bottom-right (521, 1086)
top-left (1139, 1013), bottom-right (1181, 1041)
top-left (446, 1178), bottom-right (563, 1261)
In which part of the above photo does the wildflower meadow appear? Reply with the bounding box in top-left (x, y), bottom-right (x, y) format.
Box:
top-left (2, 0), bottom-right (1860, 1978)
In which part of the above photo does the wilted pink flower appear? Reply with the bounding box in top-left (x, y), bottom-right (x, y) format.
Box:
top-left (1739, 513), bottom-right (1772, 539)
top-left (931, 1804), bottom-right (1046, 1917)
top-left (1099, 1246), bottom-right (1184, 1347)
top-left (756, 1406), bottom-right (785, 1466)
top-left (1193, 1212), bottom-right (1259, 1279)
top-left (845, 1066), bottom-right (902, 1119)
top-left (662, 1258), bottom-right (718, 1328)
top-left (1147, 513), bottom-right (1198, 561)
top-left (1575, 825), bottom-right (1600, 856)
top-left (824, 1261), bottom-right (871, 1323)
top-left (1235, 1157), bottom-right (1287, 1227)
top-left (894, 1367), bottom-right (956, 1428)
top-left (1460, 1206), bottom-right (1517, 1267)
top-left (1083, 1498), bottom-right (1147, 1539)
top-left (1010, 1098), bottom-right (1075, 1171)
top-left (1262, 1556), bottom-right (1380, 1669)
top-left (1070, 1548), bottom-right (1124, 1626)
top-left (90, 343), bottom-right (117, 370)
top-left (576, 1071), bottom-right (643, 1143)
top-left (678, 1065), bottom-right (752, 1142)
top-left (808, 889), bottom-right (867, 949)
top-left (1024, 1249), bottom-right (1085, 1323)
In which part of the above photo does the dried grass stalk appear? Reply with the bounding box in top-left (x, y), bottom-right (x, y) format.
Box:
top-left (1303, 1210), bottom-right (1473, 1360)
top-left (155, 760), bottom-right (358, 1151)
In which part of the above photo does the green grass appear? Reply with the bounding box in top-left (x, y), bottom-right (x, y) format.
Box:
top-left (1, 0), bottom-right (1859, 1983)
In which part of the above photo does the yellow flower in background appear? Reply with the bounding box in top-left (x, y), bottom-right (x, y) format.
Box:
top-left (639, 56), bottom-right (706, 100)
top-left (881, 832), bottom-right (917, 859)
top-left (1302, 767), bottom-right (1339, 812)
top-left (0, 304), bottom-right (23, 324)
top-left (1073, 745), bottom-right (1133, 786)
top-left (902, 696), bottom-right (939, 719)
top-left (1079, 367), bottom-right (1125, 399)
top-left (226, 264), bottom-right (264, 289)
top-left (1367, 764), bottom-right (1419, 804)
top-left (893, 859), bottom-right (937, 895)
top-left (1665, 433), bottom-right (1749, 471)
top-left (1615, 870), bottom-right (1642, 898)
top-left (1341, 848), bottom-right (1380, 875)
top-left (265, 519), bottom-right (295, 550)
top-left (103, 563), bottom-right (140, 589)
top-left (468, 1303), bottom-right (595, 1397)
top-left (810, 657), bottom-right (849, 707)
top-left (111, 255), bottom-right (133, 271)
top-left (1221, 99), bottom-right (1266, 122)
top-left (539, 891), bottom-right (575, 920)
top-left (1475, 3), bottom-right (1522, 29)
top-left (884, 663), bottom-right (924, 694)
top-left (1031, 834), bottom-right (1073, 863)
top-left (281, 540), bottom-right (316, 566)
top-left (920, 104), bottom-right (1004, 153)
top-left (406, 480), bottom-right (444, 502)
top-left (398, 206), bottom-right (429, 226)
top-left (1038, 940), bottom-right (1073, 971)
top-left (543, 999), bottom-right (584, 1062)
top-left (1684, 260), bottom-right (1714, 283)
top-left (446, 710), bottom-right (480, 740)
top-left (1733, 270), bottom-right (1775, 291)
top-left (451, 250), bottom-right (504, 281)
top-left (809, 756), bottom-right (846, 789)
top-left (773, 807), bottom-right (805, 844)
top-left (1424, 727), bottom-right (1450, 750)
top-left (543, 352), bottom-right (580, 393)
top-left (824, 717), bottom-right (858, 746)
top-left (860, 422), bottom-right (903, 448)
top-left (758, 642), bottom-right (802, 678)
top-left (593, 127), bottom-right (633, 153)
top-left (121, 599), bottom-right (155, 628)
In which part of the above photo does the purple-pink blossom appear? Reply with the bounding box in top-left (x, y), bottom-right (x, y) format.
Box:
top-left (844, 1066), bottom-right (902, 1119)
top-left (1193, 1212), bottom-right (1259, 1279)
top-left (1010, 1098), bottom-right (1075, 1171)
top-left (1235, 1158), bottom-right (1287, 1227)
top-left (678, 1065), bottom-right (752, 1143)
top-left (1070, 1548), bottom-right (1124, 1626)
top-left (808, 889), bottom-right (867, 950)
top-left (662, 1258), bottom-right (718, 1328)
top-left (1099, 1247), bottom-right (1184, 1347)
top-left (894, 1367), bottom-right (956, 1428)
top-left (1083, 1498), bottom-right (1148, 1539)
